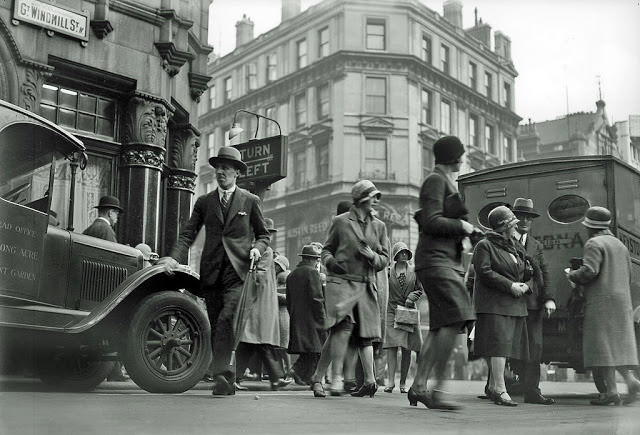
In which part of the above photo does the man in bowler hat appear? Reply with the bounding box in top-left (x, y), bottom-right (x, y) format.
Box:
top-left (83, 195), bottom-right (123, 243)
top-left (511, 198), bottom-right (556, 404)
top-left (159, 146), bottom-right (270, 396)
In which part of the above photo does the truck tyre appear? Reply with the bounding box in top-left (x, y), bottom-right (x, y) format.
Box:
top-left (38, 351), bottom-right (115, 392)
top-left (122, 291), bottom-right (211, 393)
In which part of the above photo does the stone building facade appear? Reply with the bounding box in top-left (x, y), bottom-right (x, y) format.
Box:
top-left (198, 0), bottom-right (520, 258)
top-left (0, 0), bottom-right (212, 256)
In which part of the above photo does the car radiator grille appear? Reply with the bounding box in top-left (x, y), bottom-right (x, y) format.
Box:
top-left (80, 260), bottom-right (128, 302)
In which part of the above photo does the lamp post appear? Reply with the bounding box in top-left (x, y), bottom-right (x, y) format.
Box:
top-left (229, 109), bottom-right (282, 141)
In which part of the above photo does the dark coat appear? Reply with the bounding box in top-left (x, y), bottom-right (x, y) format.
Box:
top-left (170, 187), bottom-right (270, 289)
top-left (321, 206), bottom-right (389, 338)
top-left (83, 218), bottom-right (117, 242)
top-left (286, 262), bottom-right (326, 354)
top-left (521, 235), bottom-right (554, 310)
top-left (414, 166), bottom-right (468, 272)
top-left (472, 233), bottom-right (528, 317)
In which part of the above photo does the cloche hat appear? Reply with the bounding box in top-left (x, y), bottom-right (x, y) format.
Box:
top-left (488, 206), bottom-right (519, 231)
top-left (433, 136), bottom-right (465, 165)
top-left (512, 198), bottom-right (540, 218)
top-left (351, 180), bottom-right (381, 204)
top-left (208, 146), bottom-right (248, 172)
top-left (392, 241), bottom-right (413, 261)
top-left (582, 206), bottom-right (611, 229)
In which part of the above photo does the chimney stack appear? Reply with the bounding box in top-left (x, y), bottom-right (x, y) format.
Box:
top-left (443, 0), bottom-right (463, 28)
top-left (494, 31), bottom-right (511, 60)
top-left (467, 19), bottom-right (491, 48)
top-left (282, 0), bottom-right (301, 22)
top-left (235, 14), bottom-right (254, 48)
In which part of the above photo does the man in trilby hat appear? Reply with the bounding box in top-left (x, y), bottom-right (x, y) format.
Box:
top-left (82, 195), bottom-right (123, 243)
top-left (511, 198), bottom-right (556, 405)
top-left (159, 146), bottom-right (270, 396)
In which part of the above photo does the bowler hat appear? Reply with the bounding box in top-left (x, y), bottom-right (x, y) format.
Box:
top-left (582, 206), bottom-right (611, 229)
top-left (208, 146), bottom-right (248, 172)
top-left (488, 206), bottom-right (519, 231)
top-left (433, 136), bottom-right (465, 164)
top-left (351, 180), bottom-right (381, 204)
top-left (264, 217), bottom-right (277, 233)
top-left (299, 244), bottom-right (321, 258)
top-left (95, 195), bottom-right (123, 212)
top-left (392, 241), bottom-right (413, 261)
top-left (512, 198), bottom-right (540, 218)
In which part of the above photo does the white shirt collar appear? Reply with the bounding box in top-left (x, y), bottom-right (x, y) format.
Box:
top-left (218, 185), bottom-right (237, 199)
top-left (97, 216), bottom-right (112, 226)
top-left (519, 233), bottom-right (528, 246)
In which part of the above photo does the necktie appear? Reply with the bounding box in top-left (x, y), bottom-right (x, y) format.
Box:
top-left (399, 272), bottom-right (407, 290)
top-left (221, 191), bottom-right (229, 209)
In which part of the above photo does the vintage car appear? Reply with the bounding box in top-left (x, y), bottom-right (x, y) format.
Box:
top-left (0, 99), bottom-right (211, 393)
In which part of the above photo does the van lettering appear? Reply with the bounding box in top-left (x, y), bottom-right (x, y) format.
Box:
top-left (0, 243), bottom-right (17, 254)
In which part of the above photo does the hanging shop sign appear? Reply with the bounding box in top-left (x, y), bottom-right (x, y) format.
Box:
top-left (13, 0), bottom-right (90, 43)
top-left (234, 135), bottom-right (288, 185)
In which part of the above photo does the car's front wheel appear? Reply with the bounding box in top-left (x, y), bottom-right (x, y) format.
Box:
top-left (122, 291), bottom-right (211, 393)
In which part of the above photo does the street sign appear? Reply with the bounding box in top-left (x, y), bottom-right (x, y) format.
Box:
top-left (233, 135), bottom-right (287, 185)
top-left (13, 0), bottom-right (90, 42)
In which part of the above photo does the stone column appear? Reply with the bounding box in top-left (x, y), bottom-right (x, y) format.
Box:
top-left (163, 123), bottom-right (199, 259)
top-left (119, 96), bottom-right (170, 251)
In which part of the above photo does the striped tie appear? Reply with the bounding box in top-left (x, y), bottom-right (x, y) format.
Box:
top-left (221, 191), bottom-right (229, 209)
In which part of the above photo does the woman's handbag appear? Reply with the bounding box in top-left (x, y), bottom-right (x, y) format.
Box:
top-left (395, 305), bottom-right (419, 325)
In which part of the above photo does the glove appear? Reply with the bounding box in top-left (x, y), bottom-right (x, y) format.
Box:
top-left (405, 299), bottom-right (416, 308)
top-left (326, 258), bottom-right (347, 275)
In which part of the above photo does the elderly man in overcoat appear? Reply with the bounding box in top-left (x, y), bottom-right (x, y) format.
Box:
top-left (159, 146), bottom-right (270, 396)
top-left (83, 195), bottom-right (123, 242)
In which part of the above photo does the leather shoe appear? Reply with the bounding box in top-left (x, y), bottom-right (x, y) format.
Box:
top-left (430, 390), bottom-right (462, 410)
top-left (524, 391), bottom-right (555, 405)
top-left (311, 381), bottom-right (326, 398)
top-left (211, 375), bottom-right (235, 396)
top-left (623, 380), bottom-right (640, 405)
top-left (271, 377), bottom-right (293, 391)
top-left (493, 391), bottom-right (517, 407)
top-left (233, 382), bottom-right (248, 391)
top-left (343, 380), bottom-right (358, 394)
top-left (590, 393), bottom-right (621, 406)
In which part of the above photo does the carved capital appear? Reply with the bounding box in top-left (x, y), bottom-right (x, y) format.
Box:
top-left (120, 144), bottom-right (165, 168)
top-left (20, 67), bottom-right (53, 112)
top-left (123, 96), bottom-right (170, 147)
top-left (168, 169), bottom-right (197, 193)
top-left (169, 123), bottom-right (200, 171)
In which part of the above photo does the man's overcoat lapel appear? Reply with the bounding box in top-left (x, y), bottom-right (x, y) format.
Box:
top-left (223, 190), bottom-right (246, 228)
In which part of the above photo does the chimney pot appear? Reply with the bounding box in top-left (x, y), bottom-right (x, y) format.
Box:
top-left (282, 0), bottom-right (301, 22)
top-left (443, 0), bottom-right (463, 28)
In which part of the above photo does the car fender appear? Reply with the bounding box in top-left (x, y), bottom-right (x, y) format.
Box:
top-left (65, 265), bottom-right (201, 334)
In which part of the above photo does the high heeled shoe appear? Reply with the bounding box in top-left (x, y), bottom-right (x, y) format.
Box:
top-left (311, 381), bottom-right (326, 398)
top-left (623, 380), bottom-right (640, 405)
top-left (384, 385), bottom-right (395, 393)
top-left (351, 382), bottom-right (377, 397)
top-left (343, 380), bottom-right (357, 394)
top-left (493, 391), bottom-right (518, 407)
top-left (407, 387), bottom-right (431, 408)
top-left (590, 393), bottom-right (621, 406)
top-left (400, 386), bottom-right (407, 394)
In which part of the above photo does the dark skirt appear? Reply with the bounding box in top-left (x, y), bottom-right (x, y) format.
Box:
top-left (474, 313), bottom-right (529, 359)
top-left (417, 267), bottom-right (475, 330)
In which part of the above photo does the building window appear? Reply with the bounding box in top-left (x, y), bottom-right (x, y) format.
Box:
top-left (297, 38), bottom-right (308, 69)
top-left (365, 137), bottom-right (387, 177)
top-left (294, 92), bottom-right (307, 128)
top-left (422, 144), bottom-right (433, 179)
top-left (318, 27), bottom-right (329, 58)
top-left (265, 105), bottom-right (278, 136)
top-left (266, 53), bottom-right (277, 83)
top-left (317, 83), bottom-right (330, 120)
top-left (486, 124), bottom-right (496, 155)
top-left (484, 72), bottom-right (492, 99)
top-left (469, 62), bottom-right (477, 90)
top-left (440, 100), bottom-right (451, 135)
top-left (246, 62), bottom-right (257, 91)
top-left (316, 143), bottom-right (329, 182)
top-left (421, 34), bottom-right (432, 64)
top-left (224, 76), bottom-right (232, 103)
top-left (469, 115), bottom-right (479, 147)
top-left (503, 82), bottom-right (512, 109)
top-left (293, 150), bottom-right (306, 188)
top-left (421, 88), bottom-right (432, 125)
top-left (209, 85), bottom-right (216, 109)
top-left (365, 77), bottom-right (386, 114)
top-left (503, 135), bottom-right (513, 162)
top-left (441, 44), bottom-right (450, 75)
top-left (366, 19), bottom-right (385, 50)
top-left (40, 84), bottom-right (117, 139)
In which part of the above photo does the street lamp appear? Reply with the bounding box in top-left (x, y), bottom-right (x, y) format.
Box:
top-left (228, 109), bottom-right (282, 140)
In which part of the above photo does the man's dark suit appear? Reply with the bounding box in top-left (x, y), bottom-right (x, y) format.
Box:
top-left (170, 187), bottom-right (270, 384)
top-left (83, 217), bottom-right (117, 242)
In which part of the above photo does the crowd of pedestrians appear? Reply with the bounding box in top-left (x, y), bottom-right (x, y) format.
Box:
top-left (149, 135), bottom-right (639, 409)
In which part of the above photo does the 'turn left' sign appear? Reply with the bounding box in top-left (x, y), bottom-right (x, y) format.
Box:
top-left (13, 0), bottom-right (89, 42)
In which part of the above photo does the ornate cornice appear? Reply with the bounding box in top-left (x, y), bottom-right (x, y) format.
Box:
top-left (359, 117), bottom-right (394, 137)
top-left (120, 144), bottom-right (165, 169)
top-left (155, 42), bottom-right (194, 77)
top-left (188, 31), bottom-right (214, 56)
top-left (110, 0), bottom-right (165, 26)
top-left (188, 72), bottom-right (211, 102)
top-left (167, 169), bottom-right (197, 193)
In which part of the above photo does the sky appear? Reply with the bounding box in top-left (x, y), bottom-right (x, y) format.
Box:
top-left (209, 0), bottom-right (640, 124)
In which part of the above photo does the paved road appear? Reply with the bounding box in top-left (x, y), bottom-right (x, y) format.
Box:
top-left (1, 378), bottom-right (638, 435)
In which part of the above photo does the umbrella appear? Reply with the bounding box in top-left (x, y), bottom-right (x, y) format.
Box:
top-left (229, 258), bottom-right (258, 366)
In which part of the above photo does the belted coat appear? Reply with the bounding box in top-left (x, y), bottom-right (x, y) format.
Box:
top-left (321, 206), bottom-right (389, 338)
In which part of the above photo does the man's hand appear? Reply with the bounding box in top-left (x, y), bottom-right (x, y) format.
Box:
top-left (544, 300), bottom-right (556, 318)
top-left (358, 244), bottom-right (375, 261)
top-left (510, 282), bottom-right (527, 298)
top-left (460, 220), bottom-right (474, 235)
top-left (249, 248), bottom-right (261, 263)
top-left (157, 256), bottom-right (179, 275)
